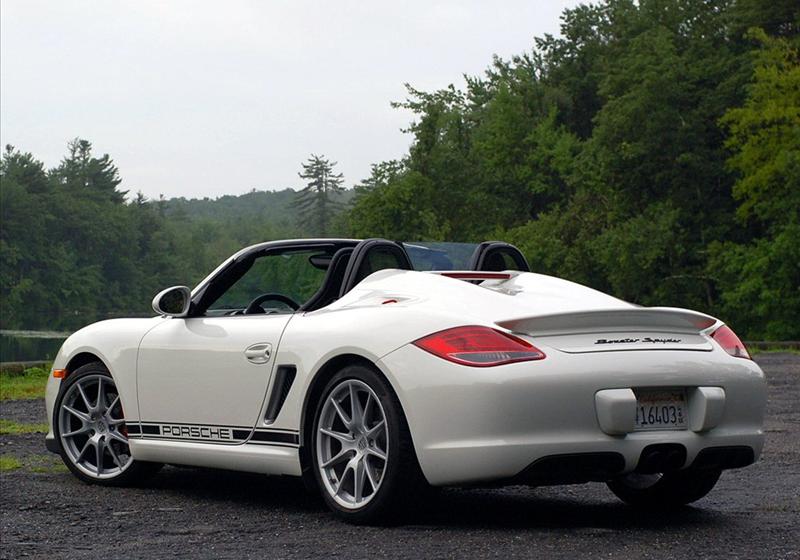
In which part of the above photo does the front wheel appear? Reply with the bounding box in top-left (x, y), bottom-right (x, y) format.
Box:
top-left (311, 365), bottom-right (428, 523)
top-left (54, 362), bottom-right (161, 486)
top-left (607, 468), bottom-right (722, 508)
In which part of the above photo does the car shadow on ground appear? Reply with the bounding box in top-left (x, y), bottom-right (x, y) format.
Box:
top-left (140, 466), bottom-right (724, 531)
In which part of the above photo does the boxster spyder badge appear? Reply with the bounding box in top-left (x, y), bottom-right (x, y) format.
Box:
top-left (44, 238), bottom-right (766, 523)
top-left (595, 337), bottom-right (683, 344)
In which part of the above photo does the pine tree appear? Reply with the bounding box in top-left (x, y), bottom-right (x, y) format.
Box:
top-left (52, 138), bottom-right (127, 203)
top-left (293, 154), bottom-right (344, 236)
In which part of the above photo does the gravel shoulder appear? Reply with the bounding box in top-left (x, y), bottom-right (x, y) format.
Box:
top-left (1, 354), bottom-right (798, 559)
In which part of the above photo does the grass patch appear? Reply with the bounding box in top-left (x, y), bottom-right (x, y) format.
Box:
top-left (0, 419), bottom-right (49, 435)
top-left (748, 346), bottom-right (800, 356)
top-left (0, 366), bottom-right (50, 401)
top-left (27, 454), bottom-right (68, 474)
top-left (0, 454), bottom-right (66, 474)
top-left (0, 455), bottom-right (22, 471)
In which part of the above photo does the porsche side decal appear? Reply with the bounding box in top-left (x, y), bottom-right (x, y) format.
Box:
top-left (127, 422), bottom-right (299, 447)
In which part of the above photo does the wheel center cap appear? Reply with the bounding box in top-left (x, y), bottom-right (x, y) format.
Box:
top-left (96, 422), bottom-right (107, 433)
top-left (357, 437), bottom-right (368, 451)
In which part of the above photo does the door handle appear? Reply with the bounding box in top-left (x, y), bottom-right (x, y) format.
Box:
top-left (244, 342), bottom-right (272, 364)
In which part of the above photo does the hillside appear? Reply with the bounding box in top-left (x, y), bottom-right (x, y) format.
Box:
top-left (160, 188), bottom-right (355, 233)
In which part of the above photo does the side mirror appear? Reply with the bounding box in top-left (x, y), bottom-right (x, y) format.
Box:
top-left (152, 286), bottom-right (192, 317)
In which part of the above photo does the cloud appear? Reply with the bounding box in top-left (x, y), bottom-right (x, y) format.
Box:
top-left (1, 0), bottom-right (578, 199)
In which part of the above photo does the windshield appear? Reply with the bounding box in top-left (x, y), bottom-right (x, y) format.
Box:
top-left (403, 242), bottom-right (478, 271)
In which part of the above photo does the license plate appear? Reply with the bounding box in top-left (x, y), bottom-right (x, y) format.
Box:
top-left (634, 389), bottom-right (687, 431)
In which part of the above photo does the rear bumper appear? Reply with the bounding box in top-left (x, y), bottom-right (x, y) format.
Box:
top-left (378, 344), bottom-right (766, 486)
top-left (503, 445), bottom-right (755, 487)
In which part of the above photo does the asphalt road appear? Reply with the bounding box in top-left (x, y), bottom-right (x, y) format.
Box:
top-left (1, 354), bottom-right (798, 559)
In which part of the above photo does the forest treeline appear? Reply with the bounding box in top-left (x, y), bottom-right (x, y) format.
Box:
top-left (1, 0), bottom-right (798, 338)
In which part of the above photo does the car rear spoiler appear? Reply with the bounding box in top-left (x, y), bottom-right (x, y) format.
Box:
top-left (496, 307), bottom-right (719, 337)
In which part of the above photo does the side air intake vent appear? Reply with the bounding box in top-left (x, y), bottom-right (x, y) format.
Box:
top-left (264, 365), bottom-right (297, 424)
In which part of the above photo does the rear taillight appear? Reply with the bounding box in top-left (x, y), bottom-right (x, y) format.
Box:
top-left (413, 325), bottom-right (545, 367)
top-left (711, 325), bottom-right (751, 359)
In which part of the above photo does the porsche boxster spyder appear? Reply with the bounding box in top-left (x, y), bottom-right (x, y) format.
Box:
top-left (44, 238), bottom-right (766, 522)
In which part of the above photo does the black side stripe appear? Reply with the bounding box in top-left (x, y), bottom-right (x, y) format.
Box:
top-left (131, 421), bottom-right (300, 446)
top-left (250, 431), bottom-right (299, 445)
top-left (232, 429), bottom-right (250, 440)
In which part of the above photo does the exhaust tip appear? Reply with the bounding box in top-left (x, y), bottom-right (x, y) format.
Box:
top-left (636, 443), bottom-right (687, 474)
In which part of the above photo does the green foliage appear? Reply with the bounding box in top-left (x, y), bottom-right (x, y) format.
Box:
top-left (1, 0), bottom-right (798, 340)
top-left (345, 0), bottom-right (800, 339)
top-left (0, 420), bottom-right (49, 435)
top-left (720, 30), bottom-right (800, 227)
top-left (0, 367), bottom-right (49, 400)
top-left (0, 144), bottom-right (352, 331)
top-left (709, 225), bottom-right (800, 340)
top-left (0, 456), bottom-right (22, 471)
top-left (0, 454), bottom-right (66, 473)
top-left (710, 31), bottom-right (800, 339)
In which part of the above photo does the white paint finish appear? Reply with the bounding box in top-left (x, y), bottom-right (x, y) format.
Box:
top-left (45, 266), bottom-right (767, 486)
top-left (264, 303), bottom-right (465, 435)
top-left (129, 439), bottom-right (301, 476)
top-left (498, 308), bottom-right (717, 337)
top-left (48, 317), bottom-right (164, 423)
top-left (332, 269), bottom-right (635, 322)
top-left (378, 342), bottom-right (766, 485)
top-left (137, 315), bottom-right (291, 428)
top-left (44, 371), bottom-right (61, 441)
top-left (538, 331), bottom-right (713, 353)
top-left (688, 387), bottom-right (727, 432)
top-left (595, 389), bottom-right (637, 435)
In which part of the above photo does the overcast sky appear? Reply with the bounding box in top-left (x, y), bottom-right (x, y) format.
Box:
top-left (1, 0), bottom-right (580, 200)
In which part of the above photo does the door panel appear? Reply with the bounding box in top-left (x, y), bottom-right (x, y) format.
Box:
top-left (137, 315), bottom-right (292, 431)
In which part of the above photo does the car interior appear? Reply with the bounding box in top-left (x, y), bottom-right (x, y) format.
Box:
top-left (195, 239), bottom-right (528, 316)
top-left (299, 247), bottom-right (355, 312)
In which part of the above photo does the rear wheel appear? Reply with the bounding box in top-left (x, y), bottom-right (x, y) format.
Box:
top-left (607, 468), bottom-right (722, 508)
top-left (311, 365), bottom-right (428, 524)
top-left (54, 362), bottom-right (161, 486)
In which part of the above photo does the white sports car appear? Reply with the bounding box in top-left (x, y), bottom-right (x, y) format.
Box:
top-left (45, 238), bottom-right (766, 523)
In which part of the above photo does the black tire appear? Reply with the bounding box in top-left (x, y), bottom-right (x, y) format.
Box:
top-left (53, 361), bottom-right (162, 486)
top-left (310, 364), bottom-right (429, 524)
top-left (607, 468), bottom-right (722, 508)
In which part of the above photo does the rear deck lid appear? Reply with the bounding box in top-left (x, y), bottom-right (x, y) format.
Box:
top-left (496, 308), bottom-right (717, 353)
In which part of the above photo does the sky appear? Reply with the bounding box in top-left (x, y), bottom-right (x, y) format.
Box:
top-left (1, 0), bottom-right (580, 200)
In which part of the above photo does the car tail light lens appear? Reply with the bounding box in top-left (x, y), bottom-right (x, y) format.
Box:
top-left (413, 326), bottom-right (545, 367)
top-left (711, 325), bottom-right (751, 359)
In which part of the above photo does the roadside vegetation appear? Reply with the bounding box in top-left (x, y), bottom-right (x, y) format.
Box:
top-left (0, 366), bottom-right (49, 401)
top-left (749, 346), bottom-right (800, 356)
top-left (1, 0), bottom-right (797, 341)
top-left (0, 454), bottom-right (65, 474)
top-left (0, 366), bottom-right (63, 475)
top-left (0, 456), bottom-right (22, 471)
top-left (0, 419), bottom-right (49, 435)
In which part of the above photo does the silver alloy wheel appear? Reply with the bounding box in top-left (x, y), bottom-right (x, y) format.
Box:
top-left (316, 379), bottom-right (389, 509)
top-left (58, 374), bottom-right (133, 479)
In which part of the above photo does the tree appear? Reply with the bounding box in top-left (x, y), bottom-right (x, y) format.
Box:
top-left (709, 30), bottom-right (800, 339)
top-left (53, 138), bottom-right (127, 203)
top-left (293, 155), bottom-right (345, 236)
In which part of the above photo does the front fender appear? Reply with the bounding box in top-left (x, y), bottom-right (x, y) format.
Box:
top-left (46, 317), bottom-right (165, 438)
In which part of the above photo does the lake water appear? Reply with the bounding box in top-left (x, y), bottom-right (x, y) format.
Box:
top-left (0, 330), bottom-right (70, 363)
